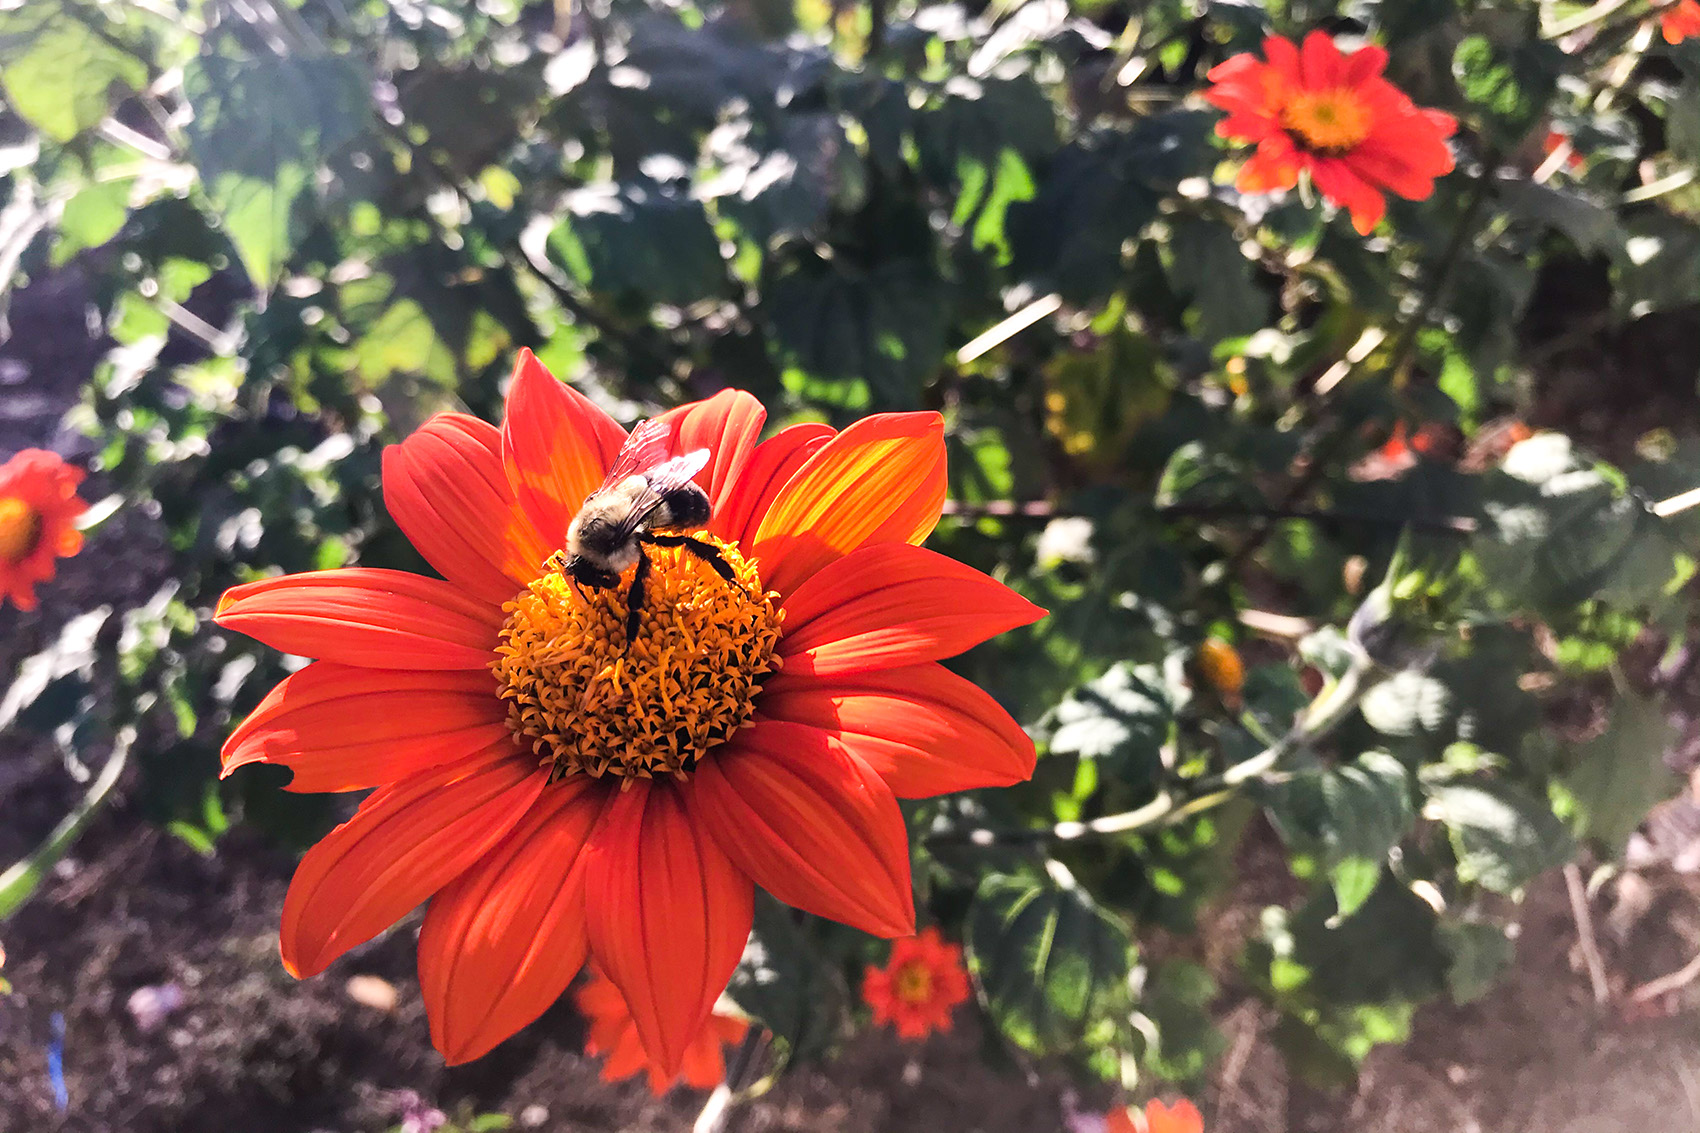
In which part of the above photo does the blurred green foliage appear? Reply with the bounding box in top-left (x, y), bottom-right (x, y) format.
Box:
top-left (3, 0), bottom-right (1700, 1104)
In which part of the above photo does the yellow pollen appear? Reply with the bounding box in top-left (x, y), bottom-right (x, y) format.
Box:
top-left (894, 963), bottom-right (934, 1005)
top-left (1280, 90), bottom-right (1373, 154)
top-left (0, 497), bottom-right (41, 565)
top-left (492, 536), bottom-right (783, 784)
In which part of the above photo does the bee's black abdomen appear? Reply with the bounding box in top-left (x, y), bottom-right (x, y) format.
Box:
top-left (654, 484), bottom-right (712, 531)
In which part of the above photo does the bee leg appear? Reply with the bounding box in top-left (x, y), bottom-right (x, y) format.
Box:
top-left (625, 550), bottom-right (652, 646)
top-left (645, 533), bottom-right (736, 582)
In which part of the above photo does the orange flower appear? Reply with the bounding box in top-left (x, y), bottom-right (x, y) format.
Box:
top-left (1194, 638), bottom-right (1244, 711)
top-left (0, 449), bottom-right (88, 611)
top-left (1663, 0), bottom-right (1700, 42)
top-left (1106, 1098), bottom-right (1205, 1133)
top-left (574, 969), bottom-right (748, 1094)
top-left (861, 926), bottom-right (971, 1039)
top-left (216, 351), bottom-right (1043, 1072)
top-left (1205, 31), bottom-right (1458, 234)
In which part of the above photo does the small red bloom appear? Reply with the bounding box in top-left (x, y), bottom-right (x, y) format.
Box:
top-left (574, 970), bottom-right (748, 1094)
top-left (862, 926), bottom-right (970, 1040)
top-left (1205, 31), bottom-right (1458, 233)
top-left (0, 449), bottom-right (87, 611)
top-left (1663, 0), bottom-right (1700, 43)
top-left (1105, 1098), bottom-right (1205, 1133)
top-left (1542, 130), bottom-right (1586, 171)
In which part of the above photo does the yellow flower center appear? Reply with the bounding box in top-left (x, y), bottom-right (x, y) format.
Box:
top-left (1280, 89), bottom-right (1373, 154)
top-left (0, 497), bottom-right (42, 565)
top-left (894, 962), bottom-right (934, 1005)
top-left (493, 536), bottom-right (783, 783)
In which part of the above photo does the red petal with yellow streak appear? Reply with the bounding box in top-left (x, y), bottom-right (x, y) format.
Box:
top-left (656, 390), bottom-right (767, 514)
top-left (712, 422), bottom-right (835, 545)
top-left (384, 413), bottom-right (551, 604)
top-left (757, 663), bottom-right (1035, 798)
top-left (279, 749), bottom-right (545, 977)
top-left (689, 720), bottom-right (915, 939)
top-left (215, 569), bottom-right (502, 669)
top-left (418, 778), bottom-right (609, 1064)
top-left (777, 543), bottom-right (1044, 676)
top-left (582, 782), bottom-right (753, 1077)
top-left (222, 662), bottom-right (509, 792)
top-left (748, 413), bottom-right (946, 597)
top-left (501, 348), bottom-right (626, 545)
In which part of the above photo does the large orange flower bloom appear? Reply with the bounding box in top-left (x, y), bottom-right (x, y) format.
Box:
top-left (1106, 1098), bottom-right (1204, 1133)
top-left (1664, 0), bottom-right (1700, 43)
top-left (574, 969), bottom-right (749, 1094)
top-left (216, 351), bottom-right (1042, 1072)
top-left (861, 926), bottom-right (971, 1039)
top-left (0, 449), bottom-right (88, 611)
top-left (1205, 32), bottom-right (1457, 234)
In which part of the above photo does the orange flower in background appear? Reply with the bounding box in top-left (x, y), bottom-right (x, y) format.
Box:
top-left (1205, 31), bottom-right (1458, 234)
top-left (0, 449), bottom-right (88, 611)
top-left (1542, 130), bottom-right (1586, 172)
top-left (1106, 1098), bottom-right (1205, 1133)
top-left (862, 926), bottom-right (971, 1039)
top-left (216, 350), bottom-right (1043, 1073)
top-left (574, 969), bottom-right (748, 1094)
top-left (1663, 0), bottom-right (1700, 43)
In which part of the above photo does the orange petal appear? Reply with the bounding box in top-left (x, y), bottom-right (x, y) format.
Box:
top-left (583, 781), bottom-right (753, 1078)
top-left (688, 721), bottom-right (915, 939)
top-left (501, 349), bottom-right (627, 545)
top-left (1148, 1098), bottom-right (1205, 1133)
top-left (1299, 29), bottom-right (1343, 89)
top-left (655, 390), bottom-right (767, 515)
top-left (222, 662), bottom-right (510, 792)
top-left (384, 413), bottom-right (552, 605)
top-left (418, 778), bottom-right (609, 1064)
top-left (777, 543), bottom-right (1045, 677)
top-left (1310, 156), bottom-right (1387, 234)
top-left (712, 422), bottom-right (835, 545)
top-left (216, 569), bottom-right (502, 669)
top-left (280, 749), bottom-right (545, 977)
top-left (757, 663), bottom-right (1035, 798)
top-left (748, 413), bottom-right (946, 597)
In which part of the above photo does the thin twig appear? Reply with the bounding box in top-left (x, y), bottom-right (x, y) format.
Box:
top-left (1565, 862), bottom-right (1611, 1005)
top-left (1629, 948), bottom-right (1700, 1004)
top-left (693, 1026), bottom-right (765, 1133)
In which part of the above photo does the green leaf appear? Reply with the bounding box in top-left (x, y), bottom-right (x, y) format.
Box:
top-left (1264, 752), bottom-right (1415, 917)
top-left (726, 896), bottom-right (848, 1063)
top-left (1564, 694), bottom-right (1679, 853)
top-left (0, 8), bottom-right (148, 141)
top-left (1360, 670), bottom-right (1453, 739)
top-left (967, 870), bottom-right (1134, 1056)
top-left (551, 181), bottom-right (728, 306)
top-left (1439, 919), bottom-right (1514, 1005)
top-left (1426, 780), bottom-right (1575, 894)
top-left (54, 176), bottom-right (133, 265)
top-left (1136, 960), bottom-right (1224, 1081)
top-left (762, 250), bottom-right (948, 405)
top-left (1046, 662), bottom-right (1172, 784)
top-left (181, 53), bottom-right (370, 285)
top-left (1167, 216), bottom-right (1266, 346)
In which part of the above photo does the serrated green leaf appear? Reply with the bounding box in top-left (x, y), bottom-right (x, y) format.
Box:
top-left (1265, 751), bottom-right (1415, 917)
top-left (552, 181), bottom-right (727, 306)
top-left (1360, 671), bottom-right (1453, 738)
top-left (1426, 780), bottom-right (1574, 894)
top-left (967, 870), bottom-right (1133, 1056)
top-left (1564, 694), bottom-right (1679, 853)
top-left (1046, 662), bottom-right (1171, 784)
top-left (1137, 960), bottom-right (1224, 1081)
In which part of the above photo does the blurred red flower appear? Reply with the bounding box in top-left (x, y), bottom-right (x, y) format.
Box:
top-left (862, 926), bottom-right (971, 1039)
top-left (0, 449), bottom-right (87, 611)
top-left (1106, 1098), bottom-right (1205, 1133)
top-left (574, 970), bottom-right (749, 1094)
top-left (1663, 0), bottom-right (1700, 42)
top-left (1206, 31), bottom-right (1458, 233)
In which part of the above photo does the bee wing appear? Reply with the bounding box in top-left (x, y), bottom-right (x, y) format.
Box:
top-left (594, 417), bottom-right (676, 496)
